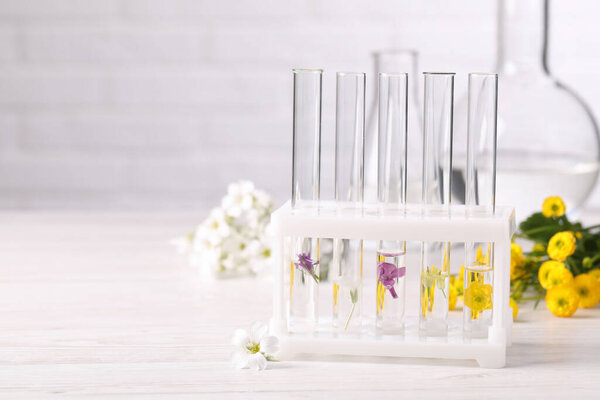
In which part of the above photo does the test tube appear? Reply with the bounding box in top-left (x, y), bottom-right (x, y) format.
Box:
top-left (464, 73), bottom-right (498, 338)
top-left (420, 72), bottom-right (455, 336)
top-left (332, 72), bottom-right (366, 333)
top-left (376, 73), bottom-right (408, 334)
top-left (289, 69), bottom-right (322, 333)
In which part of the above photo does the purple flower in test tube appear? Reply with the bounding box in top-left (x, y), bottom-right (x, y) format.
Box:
top-left (294, 253), bottom-right (319, 283)
top-left (377, 262), bottom-right (405, 298)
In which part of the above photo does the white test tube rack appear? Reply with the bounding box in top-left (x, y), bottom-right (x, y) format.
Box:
top-left (270, 200), bottom-right (516, 368)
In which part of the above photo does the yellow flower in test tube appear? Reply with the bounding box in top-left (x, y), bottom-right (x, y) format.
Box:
top-left (547, 231), bottom-right (577, 262)
top-left (463, 282), bottom-right (493, 313)
top-left (541, 196), bottom-right (566, 218)
top-left (545, 284), bottom-right (579, 317)
top-left (573, 274), bottom-right (600, 308)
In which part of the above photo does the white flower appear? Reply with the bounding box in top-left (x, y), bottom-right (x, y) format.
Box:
top-left (205, 208), bottom-right (231, 237)
top-left (222, 181), bottom-right (255, 218)
top-left (243, 239), bottom-right (272, 274)
top-left (231, 322), bottom-right (279, 370)
top-left (176, 180), bottom-right (275, 278)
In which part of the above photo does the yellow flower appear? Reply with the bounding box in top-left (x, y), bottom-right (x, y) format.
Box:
top-left (575, 232), bottom-right (583, 239)
top-left (573, 274), bottom-right (600, 308)
top-left (509, 298), bottom-right (518, 320)
top-left (532, 243), bottom-right (545, 253)
top-left (547, 266), bottom-right (574, 289)
top-left (542, 196), bottom-right (566, 218)
top-left (547, 231), bottom-right (576, 261)
top-left (545, 284), bottom-right (579, 317)
top-left (475, 246), bottom-right (490, 266)
top-left (449, 284), bottom-right (458, 310)
top-left (464, 282), bottom-right (493, 313)
top-left (450, 265), bottom-right (464, 297)
top-left (538, 260), bottom-right (566, 289)
top-left (589, 269), bottom-right (600, 283)
top-left (510, 242), bottom-right (523, 272)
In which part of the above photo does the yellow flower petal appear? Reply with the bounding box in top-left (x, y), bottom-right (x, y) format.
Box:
top-left (589, 269), bottom-right (600, 283)
top-left (510, 243), bottom-right (523, 278)
top-left (547, 267), bottom-right (574, 290)
top-left (449, 284), bottom-right (458, 311)
top-left (532, 243), bottom-right (545, 253)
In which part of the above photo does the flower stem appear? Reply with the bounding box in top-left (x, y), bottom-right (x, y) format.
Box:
top-left (583, 223), bottom-right (600, 231)
top-left (521, 226), bottom-right (560, 235)
top-left (344, 302), bottom-right (356, 331)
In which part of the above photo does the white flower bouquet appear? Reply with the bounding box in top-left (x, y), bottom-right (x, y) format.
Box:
top-left (173, 181), bottom-right (274, 278)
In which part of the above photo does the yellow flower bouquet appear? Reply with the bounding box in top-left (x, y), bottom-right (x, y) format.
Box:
top-left (511, 196), bottom-right (600, 317)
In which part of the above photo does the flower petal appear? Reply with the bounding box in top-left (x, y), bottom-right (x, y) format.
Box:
top-left (232, 349), bottom-right (250, 369)
top-left (231, 328), bottom-right (249, 346)
top-left (246, 352), bottom-right (267, 371)
top-left (249, 321), bottom-right (268, 343)
top-left (259, 335), bottom-right (280, 355)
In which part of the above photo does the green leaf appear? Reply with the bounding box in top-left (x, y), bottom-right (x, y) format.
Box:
top-left (350, 288), bottom-right (359, 304)
top-left (519, 212), bottom-right (564, 242)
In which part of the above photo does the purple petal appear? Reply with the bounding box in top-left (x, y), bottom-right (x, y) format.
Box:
top-left (381, 278), bottom-right (395, 288)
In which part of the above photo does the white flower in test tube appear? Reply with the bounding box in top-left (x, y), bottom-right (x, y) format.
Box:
top-left (231, 321), bottom-right (279, 370)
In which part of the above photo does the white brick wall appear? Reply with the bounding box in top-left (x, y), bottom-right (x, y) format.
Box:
top-left (0, 0), bottom-right (598, 210)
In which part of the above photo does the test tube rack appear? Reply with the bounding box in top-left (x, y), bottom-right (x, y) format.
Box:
top-left (270, 200), bottom-right (516, 368)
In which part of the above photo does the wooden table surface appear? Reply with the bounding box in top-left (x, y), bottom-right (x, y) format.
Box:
top-left (1, 213), bottom-right (599, 399)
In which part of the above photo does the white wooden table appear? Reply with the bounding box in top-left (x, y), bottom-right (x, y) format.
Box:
top-left (1, 212), bottom-right (599, 399)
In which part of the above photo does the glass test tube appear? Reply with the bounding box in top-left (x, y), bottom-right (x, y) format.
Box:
top-left (365, 50), bottom-right (422, 204)
top-left (289, 69), bottom-right (322, 333)
top-left (464, 73), bottom-right (498, 338)
top-left (420, 72), bottom-right (455, 336)
top-left (332, 72), bottom-right (365, 333)
top-left (376, 73), bottom-right (408, 334)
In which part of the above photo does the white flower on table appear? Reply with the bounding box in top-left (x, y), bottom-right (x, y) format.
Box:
top-left (171, 180), bottom-right (274, 277)
top-left (231, 321), bottom-right (279, 370)
top-left (222, 181), bottom-right (255, 218)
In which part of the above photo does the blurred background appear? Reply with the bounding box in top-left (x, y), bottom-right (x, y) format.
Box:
top-left (0, 0), bottom-right (599, 211)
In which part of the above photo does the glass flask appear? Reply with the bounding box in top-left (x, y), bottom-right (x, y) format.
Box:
top-left (420, 72), bottom-right (455, 337)
top-left (332, 72), bottom-right (365, 333)
top-left (464, 73), bottom-right (498, 338)
top-left (365, 50), bottom-right (422, 203)
top-left (288, 69), bottom-right (322, 333)
top-left (376, 73), bottom-right (408, 334)
top-left (454, 0), bottom-right (600, 220)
